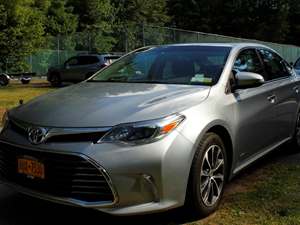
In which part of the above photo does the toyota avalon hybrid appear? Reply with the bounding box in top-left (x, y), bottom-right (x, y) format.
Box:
top-left (1, 43), bottom-right (300, 217)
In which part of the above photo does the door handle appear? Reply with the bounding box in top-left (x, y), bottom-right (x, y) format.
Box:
top-left (267, 95), bottom-right (276, 103)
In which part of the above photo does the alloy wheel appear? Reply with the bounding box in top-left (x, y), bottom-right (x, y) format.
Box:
top-left (296, 114), bottom-right (300, 146)
top-left (200, 145), bottom-right (225, 207)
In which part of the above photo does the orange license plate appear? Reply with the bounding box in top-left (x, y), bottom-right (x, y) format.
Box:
top-left (17, 158), bottom-right (45, 179)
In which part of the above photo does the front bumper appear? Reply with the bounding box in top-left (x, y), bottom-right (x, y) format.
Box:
top-left (0, 126), bottom-right (194, 215)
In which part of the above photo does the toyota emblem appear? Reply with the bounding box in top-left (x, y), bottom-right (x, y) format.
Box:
top-left (28, 127), bottom-right (48, 145)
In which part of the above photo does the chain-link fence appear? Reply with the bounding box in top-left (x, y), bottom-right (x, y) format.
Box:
top-left (4, 24), bottom-right (300, 75)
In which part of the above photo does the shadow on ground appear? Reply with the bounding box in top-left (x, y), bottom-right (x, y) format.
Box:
top-left (0, 144), bottom-right (299, 225)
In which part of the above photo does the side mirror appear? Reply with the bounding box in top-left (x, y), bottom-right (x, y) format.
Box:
top-left (233, 72), bottom-right (264, 90)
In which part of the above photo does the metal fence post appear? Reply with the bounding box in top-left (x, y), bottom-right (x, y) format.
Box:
top-left (173, 29), bottom-right (176, 43)
top-left (142, 23), bottom-right (146, 46)
top-left (88, 32), bottom-right (91, 53)
top-left (30, 55), bottom-right (33, 73)
top-left (124, 27), bottom-right (128, 53)
top-left (57, 35), bottom-right (60, 65)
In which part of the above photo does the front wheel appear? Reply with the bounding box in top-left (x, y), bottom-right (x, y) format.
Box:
top-left (49, 73), bottom-right (61, 87)
top-left (0, 75), bottom-right (9, 86)
top-left (185, 133), bottom-right (227, 217)
top-left (291, 112), bottom-right (300, 151)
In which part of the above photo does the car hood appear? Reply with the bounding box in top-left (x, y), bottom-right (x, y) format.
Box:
top-left (10, 82), bottom-right (210, 127)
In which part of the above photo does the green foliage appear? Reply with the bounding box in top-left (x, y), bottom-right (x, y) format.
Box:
top-left (167, 0), bottom-right (299, 45)
top-left (0, 0), bottom-right (45, 72)
top-left (114, 0), bottom-right (169, 25)
top-left (111, 0), bottom-right (170, 51)
top-left (2, 0), bottom-right (300, 73)
top-left (67, 0), bottom-right (116, 52)
top-left (45, 0), bottom-right (78, 36)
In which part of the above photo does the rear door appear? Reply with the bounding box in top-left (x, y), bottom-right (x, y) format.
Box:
top-left (258, 48), bottom-right (299, 140)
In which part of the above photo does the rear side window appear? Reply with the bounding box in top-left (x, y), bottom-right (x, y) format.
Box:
top-left (66, 57), bottom-right (79, 66)
top-left (104, 56), bottom-right (120, 65)
top-left (258, 49), bottom-right (289, 80)
top-left (79, 56), bottom-right (100, 65)
top-left (234, 49), bottom-right (265, 76)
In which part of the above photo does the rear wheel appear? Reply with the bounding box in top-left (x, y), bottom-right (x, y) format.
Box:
top-left (0, 75), bottom-right (9, 86)
top-left (185, 133), bottom-right (227, 217)
top-left (20, 78), bottom-right (31, 84)
top-left (292, 112), bottom-right (300, 150)
top-left (49, 73), bottom-right (61, 87)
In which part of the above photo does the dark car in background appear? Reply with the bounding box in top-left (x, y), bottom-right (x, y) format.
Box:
top-left (47, 54), bottom-right (121, 87)
top-left (294, 57), bottom-right (300, 75)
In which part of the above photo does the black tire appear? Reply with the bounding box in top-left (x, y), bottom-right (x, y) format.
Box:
top-left (185, 132), bottom-right (228, 217)
top-left (0, 75), bottom-right (9, 86)
top-left (49, 73), bottom-right (61, 87)
top-left (20, 78), bottom-right (30, 84)
top-left (291, 112), bottom-right (300, 150)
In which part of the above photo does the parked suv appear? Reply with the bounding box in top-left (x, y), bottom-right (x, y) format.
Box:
top-left (294, 57), bottom-right (300, 75)
top-left (47, 54), bottom-right (121, 87)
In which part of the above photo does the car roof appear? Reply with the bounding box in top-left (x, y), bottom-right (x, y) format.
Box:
top-left (76, 54), bottom-right (122, 57)
top-left (163, 42), bottom-right (269, 49)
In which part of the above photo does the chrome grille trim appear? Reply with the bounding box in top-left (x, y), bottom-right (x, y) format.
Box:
top-left (9, 118), bottom-right (112, 143)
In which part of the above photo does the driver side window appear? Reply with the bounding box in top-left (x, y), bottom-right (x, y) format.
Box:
top-left (234, 49), bottom-right (265, 77)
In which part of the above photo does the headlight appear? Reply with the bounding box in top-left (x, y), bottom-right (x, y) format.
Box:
top-left (0, 110), bottom-right (9, 134)
top-left (99, 114), bottom-right (185, 145)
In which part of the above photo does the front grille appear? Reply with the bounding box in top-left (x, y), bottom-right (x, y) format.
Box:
top-left (0, 142), bottom-right (114, 203)
top-left (9, 120), bottom-right (107, 144)
top-left (45, 132), bottom-right (106, 143)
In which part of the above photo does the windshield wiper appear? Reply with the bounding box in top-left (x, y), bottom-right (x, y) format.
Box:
top-left (128, 80), bottom-right (169, 84)
top-left (87, 75), bottom-right (129, 83)
top-left (107, 75), bottom-right (128, 82)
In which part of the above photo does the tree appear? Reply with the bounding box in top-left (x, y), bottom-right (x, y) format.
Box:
top-left (287, 0), bottom-right (300, 45)
top-left (112, 0), bottom-right (170, 51)
top-left (68, 0), bottom-right (116, 52)
top-left (167, 0), bottom-right (291, 44)
top-left (114, 0), bottom-right (169, 25)
top-left (45, 0), bottom-right (78, 36)
top-left (0, 0), bottom-right (45, 72)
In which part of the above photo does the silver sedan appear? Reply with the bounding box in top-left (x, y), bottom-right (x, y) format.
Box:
top-left (1, 43), bottom-right (300, 217)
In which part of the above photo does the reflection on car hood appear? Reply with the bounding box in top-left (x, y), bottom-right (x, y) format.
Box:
top-left (10, 82), bottom-right (210, 127)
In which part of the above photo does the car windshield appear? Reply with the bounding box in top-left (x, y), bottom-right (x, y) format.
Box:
top-left (89, 46), bottom-right (231, 86)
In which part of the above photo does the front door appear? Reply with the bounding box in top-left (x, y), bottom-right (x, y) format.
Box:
top-left (232, 48), bottom-right (280, 161)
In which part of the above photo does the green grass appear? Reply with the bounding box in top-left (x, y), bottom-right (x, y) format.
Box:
top-left (194, 164), bottom-right (300, 225)
top-left (1, 79), bottom-right (300, 224)
top-left (0, 79), bottom-right (54, 121)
